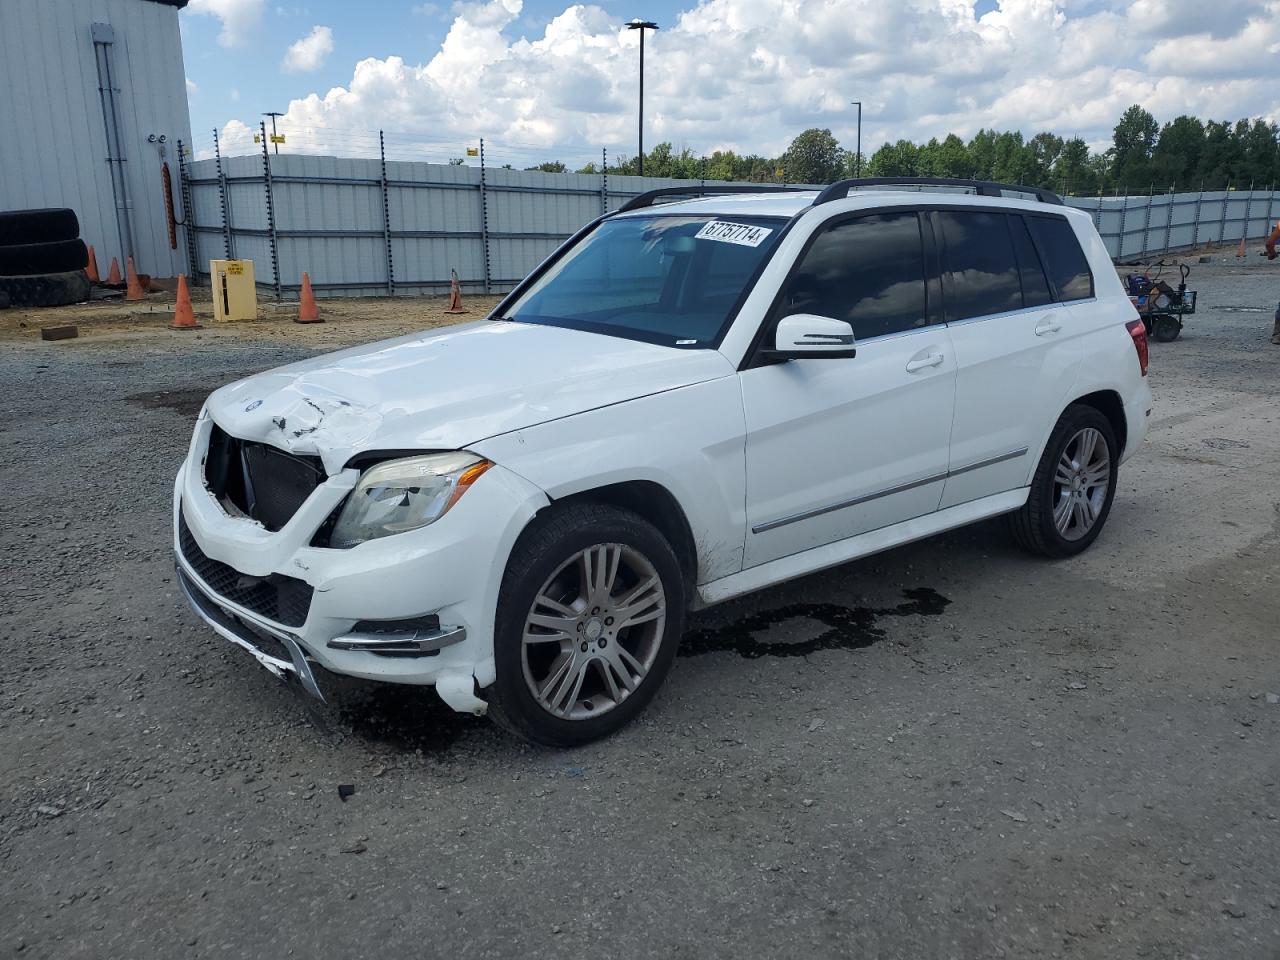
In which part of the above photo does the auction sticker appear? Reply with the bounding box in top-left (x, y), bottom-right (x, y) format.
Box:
top-left (695, 220), bottom-right (773, 247)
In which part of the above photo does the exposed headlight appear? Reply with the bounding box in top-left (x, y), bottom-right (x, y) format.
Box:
top-left (330, 453), bottom-right (492, 548)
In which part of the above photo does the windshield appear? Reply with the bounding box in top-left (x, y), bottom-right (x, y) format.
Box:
top-left (502, 214), bottom-right (786, 347)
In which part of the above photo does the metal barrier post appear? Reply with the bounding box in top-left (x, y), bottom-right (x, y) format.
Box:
top-left (379, 131), bottom-right (394, 296)
top-left (259, 120), bottom-right (280, 298)
top-left (176, 138), bottom-right (199, 279)
top-left (1162, 184), bottom-right (1174, 254)
top-left (1191, 185), bottom-right (1204, 250)
top-left (1218, 180), bottom-right (1230, 245)
top-left (479, 137), bottom-right (491, 295)
top-left (1118, 190), bottom-right (1129, 259)
top-left (213, 127), bottom-right (232, 259)
top-left (600, 147), bottom-right (607, 215)
top-left (1242, 182), bottom-right (1254, 244)
top-left (1140, 184), bottom-right (1153, 258)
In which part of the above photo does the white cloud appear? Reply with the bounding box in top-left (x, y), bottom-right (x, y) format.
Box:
top-left (281, 25), bottom-right (335, 73)
top-left (185, 0), bottom-right (266, 47)
top-left (186, 77), bottom-right (198, 95)
top-left (230, 88), bottom-right (241, 102)
top-left (209, 0), bottom-right (1280, 162)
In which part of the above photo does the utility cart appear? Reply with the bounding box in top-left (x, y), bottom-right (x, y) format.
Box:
top-left (1126, 262), bottom-right (1197, 342)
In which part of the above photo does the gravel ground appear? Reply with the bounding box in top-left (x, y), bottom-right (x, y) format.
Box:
top-left (2, 255), bottom-right (1279, 959)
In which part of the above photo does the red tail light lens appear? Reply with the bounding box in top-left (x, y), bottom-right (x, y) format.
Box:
top-left (1125, 318), bottom-right (1149, 376)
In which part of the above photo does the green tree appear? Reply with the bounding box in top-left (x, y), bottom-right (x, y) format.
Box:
top-left (1052, 137), bottom-right (1094, 194)
top-left (866, 139), bottom-right (920, 176)
top-left (1112, 105), bottom-right (1159, 187)
top-left (1027, 132), bottom-right (1064, 187)
top-left (1149, 115), bottom-right (1203, 187)
top-left (525, 161), bottom-right (567, 173)
top-left (781, 128), bottom-right (846, 184)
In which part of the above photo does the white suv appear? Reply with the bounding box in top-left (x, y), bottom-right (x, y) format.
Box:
top-left (174, 178), bottom-right (1152, 745)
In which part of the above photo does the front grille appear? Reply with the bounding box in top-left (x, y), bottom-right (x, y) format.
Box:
top-left (177, 510), bottom-right (313, 627)
top-left (204, 424), bottom-right (326, 531)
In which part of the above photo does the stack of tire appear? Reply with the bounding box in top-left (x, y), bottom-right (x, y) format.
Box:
top-left (0, 208), bottom-right (91, 310)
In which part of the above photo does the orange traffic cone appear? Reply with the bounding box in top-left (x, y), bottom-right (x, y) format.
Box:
top-left (125, 257), bottom-right (145, 301)
top-left (85, 245), bottom-right (100, 282)
top-left (1236, 234), bottom-right (1247, 260)
top-left (170, 274), bottom-right (201, 330)
top-left (445, 268), bottom-right (466, 314)
top-left (106, 257), bottom-right (122, 286)
top-left (296, 272), bottom-right (321, 323)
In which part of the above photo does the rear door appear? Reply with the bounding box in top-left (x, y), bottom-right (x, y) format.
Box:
top-left (935, 208), bottom-right (1085, 508)
top-left (739, 210), bottom-right (957, 568)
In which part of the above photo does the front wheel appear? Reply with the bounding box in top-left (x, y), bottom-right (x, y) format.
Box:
top-left (1010, 405), bottom-right (1119, 558)
top-left (487, 503), bottom-right (685, 746)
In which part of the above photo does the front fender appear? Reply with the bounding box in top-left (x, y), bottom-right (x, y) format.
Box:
top-left (471, 377), bottom-right (747, 584)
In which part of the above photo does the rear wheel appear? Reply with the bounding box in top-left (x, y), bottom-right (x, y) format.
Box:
top-left (487, 503), bottom-right (685, 746)
top-left (1011, 405), bottom-right (1119, 558)
top-left (1151, 314), bottom-right (1181, 342)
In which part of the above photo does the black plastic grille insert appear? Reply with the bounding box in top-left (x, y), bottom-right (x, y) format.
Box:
top-left (178, 510), bottom-right (313, 628)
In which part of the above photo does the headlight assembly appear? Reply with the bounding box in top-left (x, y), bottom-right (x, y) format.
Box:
top-left (329, 452), bottom-right (492, 548)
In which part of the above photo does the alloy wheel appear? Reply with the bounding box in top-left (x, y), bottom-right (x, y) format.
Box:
top-left (520, 543), bottom-right (667, 720)
top-left (1052, 426), bottom-right (1111, 541)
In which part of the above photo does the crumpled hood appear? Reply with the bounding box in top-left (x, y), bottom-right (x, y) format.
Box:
top-left (205, 320), bottom-right (734, 474)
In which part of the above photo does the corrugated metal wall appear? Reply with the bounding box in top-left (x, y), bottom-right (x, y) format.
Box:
top-left (0, 0), bottom-right (192, 277)
top-left (182, 152), bottom-right (1280, 298)
top-left (1083, 190), bottom-right (1280, 259)
top-left (185, 153), bottom-right (810, 297)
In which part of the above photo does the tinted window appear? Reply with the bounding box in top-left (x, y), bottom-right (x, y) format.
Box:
top-left (506, 214), bottom-right (783, 346)
top-left (1028, 216), bottom-right (1094, 301)
top-left (776, 212), bottom-right (927, 341)
top-left (1010, 216), bottom-right (1053, 307)
top-left (938, 211), bottom-right (1022, 321)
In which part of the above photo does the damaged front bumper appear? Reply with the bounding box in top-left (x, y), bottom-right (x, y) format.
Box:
top-left (173, 417), bottom-right (549, 714)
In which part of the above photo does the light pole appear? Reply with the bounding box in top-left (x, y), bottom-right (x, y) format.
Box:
top-left (627, 20), bottom-right (658, 177)
top-left (851, 101), bottom-right (862, 177)
top-left (263, 110), bottom-right (283, 154)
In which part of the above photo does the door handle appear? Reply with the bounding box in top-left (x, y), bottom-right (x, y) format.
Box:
top-left (1035, 318), bottom-right (1062, 336)
top-left (905, 353), bottom-right (945, 373)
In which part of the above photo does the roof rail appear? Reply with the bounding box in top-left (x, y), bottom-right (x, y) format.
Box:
top-left (812, 177), bottom-right (1063, 207)
top-left (617, 185), bottom-right (809, 213)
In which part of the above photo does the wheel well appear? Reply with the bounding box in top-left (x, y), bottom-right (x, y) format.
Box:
top-left (550, 481), bottom-right (698, 586)
top-left (1070, 389), bottom-right (1127, 455)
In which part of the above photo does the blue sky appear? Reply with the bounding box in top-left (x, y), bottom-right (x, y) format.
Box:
top-left (182, 1), bottom-right (693, 141)
top-left (179, 0), bottom-right (1278, 164)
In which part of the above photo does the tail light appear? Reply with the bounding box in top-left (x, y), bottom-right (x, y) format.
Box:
top-left (1125, 318), bottom-right (1149, 376)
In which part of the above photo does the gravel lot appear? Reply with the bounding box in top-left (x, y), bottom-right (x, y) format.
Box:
top-left (3, 257), bottom-right (1279, 959)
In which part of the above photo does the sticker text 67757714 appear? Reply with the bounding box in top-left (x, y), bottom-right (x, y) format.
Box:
top-left (694, 220), bottom-right (774, 248)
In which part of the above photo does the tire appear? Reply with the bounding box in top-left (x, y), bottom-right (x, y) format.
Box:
top-left (0, 270), bottom-right (91, 308)
top-left (487, 502), bottom-right (686, 747)
top-left (0, 291), bottom-right (9, 310)
top-left (1151, 315), bottom-right (1181, 343)
top-left (0, 208), bottom-right (79, 246)
top-left (0, 239), bottom-right (88, 277)
top-left (1010, 404), bottom-right (1119, 558)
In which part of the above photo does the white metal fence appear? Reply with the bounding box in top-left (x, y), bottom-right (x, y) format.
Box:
top-left (178, 141), bottom-right (1280, 299)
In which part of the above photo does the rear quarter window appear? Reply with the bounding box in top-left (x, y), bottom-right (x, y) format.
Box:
top-left (1028, 216), bottom-right (1094, 302)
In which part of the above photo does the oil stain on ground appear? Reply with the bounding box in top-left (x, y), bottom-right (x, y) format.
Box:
top-left (680, 587), bottom-right (950, 659)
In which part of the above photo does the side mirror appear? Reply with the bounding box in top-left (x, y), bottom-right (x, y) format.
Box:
top-left (765, 313), bottom-right (857, 361)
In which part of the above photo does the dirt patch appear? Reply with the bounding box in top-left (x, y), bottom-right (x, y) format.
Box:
top-left (126, 387), bottom-right (213, 418)
top-left (1, 283), bottom-right (504, 349)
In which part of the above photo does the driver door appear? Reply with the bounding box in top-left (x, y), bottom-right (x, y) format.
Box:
top-left (739, 210), bottom-right (957, 568)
